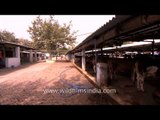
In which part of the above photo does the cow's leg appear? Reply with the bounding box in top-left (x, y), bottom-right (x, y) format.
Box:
top-left (93, 65), bottom-right (96, 73)
top-left (135, 62), bottom-right (140, 90)
top-left (132, 67), bottom-right (136, 85)
top-left (140, 73), bottom-right (145, 92)
top-left (136, 73), bottom-right (145, 92)
top-left (108, 62), bottom-right (113, 80)
top-left (136, 76), bottom-right (140, 91)
top-left (140, 80), bottom-right (144, 92)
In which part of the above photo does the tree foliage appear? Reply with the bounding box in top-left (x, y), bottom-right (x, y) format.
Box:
top-left (0, 30), bottom-right (18, 43)
top-left (27, 16), bottom-right (77, 55)
top-left (18, 38), bottom-right (33, 48)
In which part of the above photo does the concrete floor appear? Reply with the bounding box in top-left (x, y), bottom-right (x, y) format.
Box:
top-left (109, 75), bottom-right (159, 105)
top-left (80, 65), bottom-right (160, 105)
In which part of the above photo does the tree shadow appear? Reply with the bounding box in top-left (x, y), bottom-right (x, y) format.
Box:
top-left (55, 60), bottom-right (70, 62)
top-left (0, 62), bottom-right (38, 76)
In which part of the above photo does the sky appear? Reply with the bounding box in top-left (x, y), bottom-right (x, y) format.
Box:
top-left (0, 15), bottom-right (115, 45)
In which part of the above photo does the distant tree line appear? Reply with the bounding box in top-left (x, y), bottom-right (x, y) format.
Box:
top-left (0, 15), bottom-right (77, 57)
top-left (0, 30), bottom-right (33, 48)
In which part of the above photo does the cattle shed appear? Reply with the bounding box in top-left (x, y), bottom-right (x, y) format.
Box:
top-left (67, 15), bottom-right (160, 71)
top-left (66, 15), bottom-right (160, 104)
top-left (0, 41), bottom-right (44, 69)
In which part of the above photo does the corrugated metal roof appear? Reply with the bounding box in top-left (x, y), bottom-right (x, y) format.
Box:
top-left (0, 41), bottom-right (35, 50)
top-left (71, 15), bottom-right (133, 53)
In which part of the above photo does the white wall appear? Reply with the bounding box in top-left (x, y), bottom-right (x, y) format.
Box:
top-left (5, 46), bottom-right (20, 68)
top-left (96, 63), bottom-right (108, 87)
top-left (5, 57), bottom-right (20, 68)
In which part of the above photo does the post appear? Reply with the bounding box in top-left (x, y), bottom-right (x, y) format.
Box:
top-left (152, 39), bottom-right (155, 57)
top-left (16, 46), bottom-right (20, 58)
top-left (96, 62), bottom-right (108, 87)
top-left (72, 54), bottom-right (75, 63)
top-left (115, 46), bottom-right (118, 58)
top-left (100, 47), bottom-right (103, 56)
top-left (2, 45), bottom-right (6, 58)
top-left (16, 47), bottom-right (20, 65)
top-left (94, 39), bottom-right (98, 83)
top-left (29, 49), bottom-right (33, 62)
top-left (2, 45), bottom-right (6, 67)
top-left (82, 49), bottom-right (86, 71)
top-left (100, 46), bottom-right (103, 60)
top-left (95, 39), bottom-right (97, 64)
top-left (35, 51), bottom-right (37, 61)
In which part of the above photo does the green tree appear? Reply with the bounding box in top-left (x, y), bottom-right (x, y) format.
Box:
top-left (18, 38), bottom-right (33, 48)
top-left (27, 16), bottom-right (77, 58)
top-left (0, 30), bottom-right (18, 43)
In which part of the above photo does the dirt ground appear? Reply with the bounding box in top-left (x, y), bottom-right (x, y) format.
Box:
top-left (0, 61), bottom-right (112, 105)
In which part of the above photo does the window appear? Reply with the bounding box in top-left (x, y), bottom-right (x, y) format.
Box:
top-left (5, 47), bottom-right (16, 57)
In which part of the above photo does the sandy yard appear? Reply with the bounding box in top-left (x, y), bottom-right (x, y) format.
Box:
top-left (0, 61), bottom-right (112, 105)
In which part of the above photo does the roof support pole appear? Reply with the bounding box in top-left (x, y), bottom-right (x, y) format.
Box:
top-left (1, 45), bottom-right (6, 68)
top-left (34, 51), bottom-right (37, 62)
top-left (72, 53), bottom-right (75, 63)
top-left (94, 39), bottom-right (98, 82)
top-left (152, 39), bottom-right (155, 57)
top-left (116, 46), bottom-right (118, 58)
top-left (94, 39), bottom-right (97, 64)
top-left (29, 49), bottom-right (33, 62)
top-left (100, 47), bottom-right (103, 58)
top-left (99, 45), bottom-right (104, 63)
top-left (82, 49), bottom-right (86, 71)
top-left (92, 49), bottom-right (94, 56)
top-left (16, 46), bottom-right (20, 58)
top-left (2, 44), bottom-right (6, 58)
top-left (15, 46), bottom-right (20, 66)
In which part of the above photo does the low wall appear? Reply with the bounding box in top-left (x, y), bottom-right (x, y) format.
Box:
top-left (5, 57), bottom-right (20, 68)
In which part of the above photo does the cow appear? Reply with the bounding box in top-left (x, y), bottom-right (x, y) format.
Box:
top-left (90, 56), bottom-right (135, 87)
top-left (132, 55), bottom-right (159, 92)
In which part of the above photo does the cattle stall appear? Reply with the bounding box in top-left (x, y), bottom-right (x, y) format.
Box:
top-left (66, 15), bottom-right (160, 104)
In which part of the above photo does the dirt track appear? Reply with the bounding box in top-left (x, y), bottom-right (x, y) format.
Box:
top-left (0, 61), bottom-right (111, 105)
